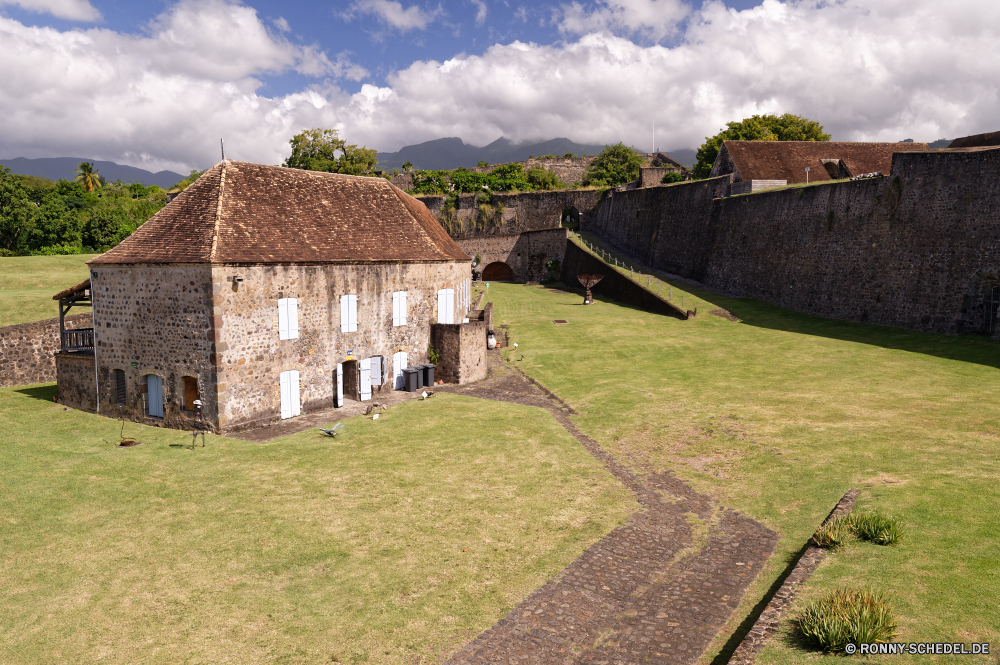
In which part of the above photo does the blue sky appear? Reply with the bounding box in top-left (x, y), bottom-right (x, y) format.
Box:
top-left (1, 0), bottom-right (997, 171)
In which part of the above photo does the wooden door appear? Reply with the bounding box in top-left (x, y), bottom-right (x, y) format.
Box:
top-left (146, 375), bottom-right (164, 418)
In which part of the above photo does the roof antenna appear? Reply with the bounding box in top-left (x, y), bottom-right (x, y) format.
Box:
top-left (221, 138), bottom-right (226, 161)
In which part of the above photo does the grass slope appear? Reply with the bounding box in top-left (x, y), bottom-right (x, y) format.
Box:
top-left (0, 255), bottom-right (96, 328)
top-left (0, 385), bottom-right (635, 664)
top-left (483, 279), bottom-right (1000, 663)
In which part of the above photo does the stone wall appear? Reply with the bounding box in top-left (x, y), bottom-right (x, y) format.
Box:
top-left (0, 312), bottom-right (92, 387)
top-left (559, 241), bottom-right (689, 319)
top-left (640, 167), bottom-right (688, 188)
top-left (457, 228), bottom-right (569, 282)
top-left (419, 189), bottom-right (602, 238)
top-left (211, 261), bottom-right (471, 432)
top-left (431, 319), bottom-right (488, 384)
top-left (583, 175), bottom-right (733, 281)
top-left (586, 147), bottom-right (1000, 335)
top-left (55, 352), bottom-right (96, 412)
top-left (465, 156), bottom-right (597, 186)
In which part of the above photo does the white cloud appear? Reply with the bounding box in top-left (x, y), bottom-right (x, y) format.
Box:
top-left (1, 0), bottom-right (999, 173)
top-left (0, 0), bottom-right (100, 22)
top-left (556, 0), bottom-right (691, 41)
top-left (344, 0), bottom-right (442, 32)
top-left (272, 16), bottom-right (290, 32)
top-left (471, 0), bottom-right (487, 26)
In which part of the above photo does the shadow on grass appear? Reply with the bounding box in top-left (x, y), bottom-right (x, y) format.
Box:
top-left (14, 384), bottom-right (58, 402)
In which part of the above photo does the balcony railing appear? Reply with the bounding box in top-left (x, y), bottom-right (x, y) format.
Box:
top-left (62, 328), bottom-right (94, 351)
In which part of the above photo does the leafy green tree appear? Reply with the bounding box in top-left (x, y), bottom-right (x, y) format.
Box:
top-left (74, 162), bottom-right (102, 192)
top-left (582, 143), bottom-right (644, 187)
top-left (171, 169), bottom-right (207, 192)
top-left (661, 172), bottom-right (685, 184)
top-left (526, 166), bottom-right (566, 190)
top-left (401, 161), bottom-right (413, 172)
top-left (0, 167), bottom-right (39, 252)
top-left (693, 113), bottom-right (831, 179)
top-left (283, 128), bottom-right (378, 175)
top-left (487, 163), bottom-right (531, 192)
top-left (477, 161), bottom-right (489, 168)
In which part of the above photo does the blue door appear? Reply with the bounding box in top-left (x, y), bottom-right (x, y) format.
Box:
top-left (146, 375), bottom-right (164, 418)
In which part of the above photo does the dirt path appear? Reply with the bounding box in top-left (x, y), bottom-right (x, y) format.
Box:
top-left (438, 351), bottom-right (778, 664)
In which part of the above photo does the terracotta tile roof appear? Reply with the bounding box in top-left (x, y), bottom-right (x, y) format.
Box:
top-left (89, 161), bottom-right (469, 265)
top-left (713, 141), bottom-right (928, 183)
top-left (52, 279), bottom-right (91, 300)
top-left (948, 131), bottom-right (1000, 149)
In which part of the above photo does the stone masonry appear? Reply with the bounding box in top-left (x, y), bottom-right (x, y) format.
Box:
top-left (430, 319), bottom-right (488, 384)
top-left (0, 312), bottom-right (91, 388)
top-left (457, 228), bottom-right (569, 282)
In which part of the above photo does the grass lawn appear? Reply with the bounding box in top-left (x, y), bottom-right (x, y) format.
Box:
top-left (481, 275), bottom-right (1000, 663)
top-left (0, 254), bottom-right (97, 327)
top-left (0, 385), bottom-right (635, 664)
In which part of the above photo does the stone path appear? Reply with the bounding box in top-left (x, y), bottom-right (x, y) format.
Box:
top-left (438, 351), bottom-right (779, 665)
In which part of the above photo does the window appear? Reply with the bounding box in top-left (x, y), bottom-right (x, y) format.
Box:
top-left (279, 370), bottom-right (300, 419)
top-left (113, 369), bottom-right (126, 405)
top-left (340, 294), bottom-right (358, 332)
top-left (278, 297), bottom-right (299, 340)
top-left (145, 374), bottom-right (164, 418)
top-left (437, 289), bottom-right (455, 324)
top-left (182, 376), bottom-right (198, 410)
top-left (392, 291), bottom-right (408, 326)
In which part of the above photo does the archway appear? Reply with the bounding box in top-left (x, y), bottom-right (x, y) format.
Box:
top-left (561, 207), bottom-right (580, 229)
top-left (482, 262), bottom-right (514, 281)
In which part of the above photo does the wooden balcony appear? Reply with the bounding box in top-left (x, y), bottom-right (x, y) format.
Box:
top-left (62, 328), bottom-right (94, 352)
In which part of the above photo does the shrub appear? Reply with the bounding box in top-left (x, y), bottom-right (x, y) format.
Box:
top-left (526, 166), bottom-right (566, 190)
top-left (661, 172), bottom-right (685, 184)
top-left (811, 511), bottom-right (903, 548)
top-left (798, 588), bottom-right (898, 651)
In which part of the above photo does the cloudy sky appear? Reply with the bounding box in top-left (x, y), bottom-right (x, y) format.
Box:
top-left (1, 0), bottom-right (997, 173)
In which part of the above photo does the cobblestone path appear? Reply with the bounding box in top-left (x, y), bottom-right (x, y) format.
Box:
top-left (439, 352), bottom-right (779, 665)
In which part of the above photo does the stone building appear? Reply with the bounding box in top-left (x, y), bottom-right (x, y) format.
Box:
top-left (56, 160), bottom-right (473, 434)
top-left (710, 141), bottom-right (928, 192)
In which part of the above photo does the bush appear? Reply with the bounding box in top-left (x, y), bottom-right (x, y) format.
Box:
top-left (811, 511), bottom-right (903, 548)
top-left (582, 143), bottom-right (644, 187)
top-left (798, 588), bottom-right (898, 651)
top-left (662, 172), bottom-right (685, 184)
top-left (526, 166), bottom-right (565, 190)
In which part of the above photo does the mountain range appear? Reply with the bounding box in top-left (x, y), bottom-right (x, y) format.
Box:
top-left (0, 157), bottom-right (185, 189)
top-left (376, 137), bottom-right (698, 171)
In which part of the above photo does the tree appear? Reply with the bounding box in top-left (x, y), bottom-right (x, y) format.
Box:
top-left (0, 167), bottom-right (39, 251)
top-left (661, 172), bottom-right (685, 184)
top-left (477, 161), bottom-right (489, 168)
top-left (693, 113), bottom-right (831, 179)
top-left (171, 169), bottom-right (207, 192)
top-left (526, 166), bottom-right (566, 190)
top-left (74, 162), bottom-right (102, 192)
top-left (582, 143), bottom-right (644, 187)
top-left (401, 161), bottom-right (413, 172)
top-left (283, 128), bottom-right (379, 176)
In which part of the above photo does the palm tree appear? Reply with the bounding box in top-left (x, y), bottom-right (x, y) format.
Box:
top-left (74, 162), bottom-right (102, 192)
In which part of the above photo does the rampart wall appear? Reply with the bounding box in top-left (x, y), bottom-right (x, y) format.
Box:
top-left (0, 312), bottom-right (92, 387)
top-left (585, 148), bottom-right (1000, 335)
top-left (456, 228), bottom-right (568, 282)
top-left (420, 189), bottom-right (601, 238)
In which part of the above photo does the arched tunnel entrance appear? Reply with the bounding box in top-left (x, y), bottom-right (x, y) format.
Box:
top-left (482, 262), bottom-right (514, 282)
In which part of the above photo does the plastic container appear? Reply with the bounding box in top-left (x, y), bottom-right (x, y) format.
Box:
top-left (421, 364), bottom-right (435, 386)
top-left (403, 367), bottom-right (420, 392)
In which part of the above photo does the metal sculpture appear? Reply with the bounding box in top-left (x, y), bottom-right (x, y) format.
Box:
top-left (577, 274), bottom-right (604, 305)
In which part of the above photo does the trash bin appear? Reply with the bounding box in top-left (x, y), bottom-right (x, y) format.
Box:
top-left (421, 364), bottom-right (435, 386)
top-left (403, 367), bottom-right (420, 392)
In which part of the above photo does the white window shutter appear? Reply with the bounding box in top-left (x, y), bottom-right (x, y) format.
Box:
top-left (335, 363), bottom-right (343, 408)
top-left (278, 298), bottom-right (289, 340)
top-left (288, 298), bottom-right (299, 339)
top-left (400, 292), bottom-right (407, 325)
top-left (392, 292), bottom-right (399, 327)
top-left (340, 295), bottom-right (349, 333)
top-left (290, 370), bottom-right (300, 416)
top-left (437, 289), bottom-right (446, 324)
top-left (448, 289), bottom-right (455, 324)
top-left (280, 370), bottom-right (291, 419)
top-left (349, 295), bottom-right (358, 332)
top-left (360, 359), bottom-right (371, 401)
top-left (370, 356), bottom-right (382, 387)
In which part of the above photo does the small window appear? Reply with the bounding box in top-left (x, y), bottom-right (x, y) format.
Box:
top-left (392, 291), bottom-right (408, 326)
top-left (182, 376), bottom-right (199, 410)
top-left (340, 294), bottom-right (358, 332)
top-left (278, 297), bottom-right (299, 340)
top-left (437, 289), bottom-right (455, 324)
top-left (113, 369), bottom-right (126, 405)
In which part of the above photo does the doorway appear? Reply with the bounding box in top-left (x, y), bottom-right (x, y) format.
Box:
top-left (482, 262), bottom-right (514, 281)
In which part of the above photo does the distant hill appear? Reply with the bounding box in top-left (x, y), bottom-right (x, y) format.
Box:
top-left (377, 137), bottom-right (698, 171)
top-left (0, 157), bottom-right (186, 189)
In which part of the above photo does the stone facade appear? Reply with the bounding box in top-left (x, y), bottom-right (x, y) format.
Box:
top-left (419, 189), bottom-right (601, 238)
top-left (0, 312), bottom-right (91, 387)
top-left (431, 320), bottom-right (488, 384)
top-left (55, 352), bottom-right (97, 412)
top-left (88, 261), bottom-right (471, 433)
top-left (456, 228), bottom-right (569, 282)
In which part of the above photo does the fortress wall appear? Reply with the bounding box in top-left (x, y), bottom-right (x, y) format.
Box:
top-left (583, 175), bottom-right (732, 280)
top-left (703, 149), bottom-right (1000, 334)
top-left (418, 189), bottom-right (601, 239)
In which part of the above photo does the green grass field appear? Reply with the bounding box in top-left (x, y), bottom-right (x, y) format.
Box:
top-left (0, 254), bottom-right (96, 327)
top-left (481, 278), bottom-right (1000, 664)
top-left (0, 385), bottom-right (635, 664)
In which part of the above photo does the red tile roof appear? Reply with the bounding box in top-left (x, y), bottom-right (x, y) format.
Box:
top-left (90, 161), bottom-right (469, 265)
top-left (52, 279), bottom-right (91, 300)
top-left (712, 141), bottom-right (928, 183)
